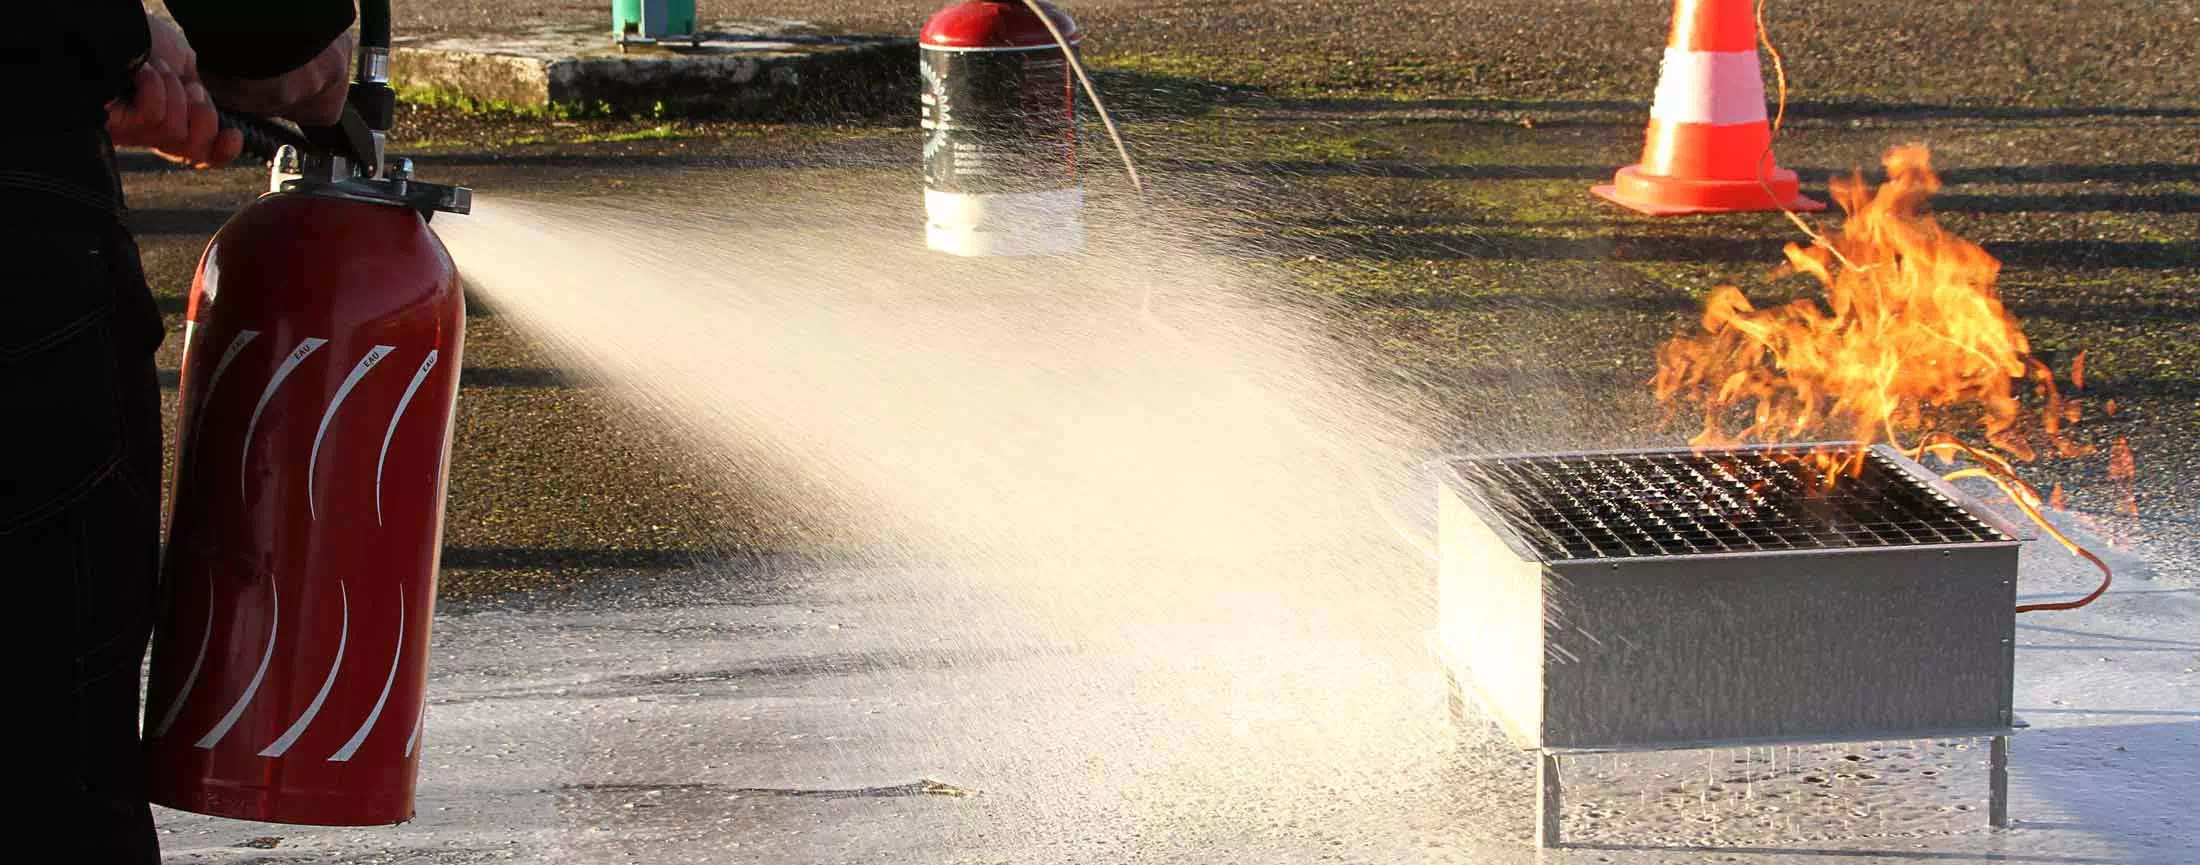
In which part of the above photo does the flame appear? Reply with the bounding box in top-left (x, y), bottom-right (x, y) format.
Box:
top-left (2049, 483), bottom-right (2066, 511)
top-left (1653, 144), bottom-right (2129, 613)
top-left (1653, 145), bottom-right (2089, 474)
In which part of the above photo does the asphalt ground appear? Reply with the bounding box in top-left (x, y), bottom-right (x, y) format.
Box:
top-left (398, 0), bottom-right (2198, 109)
top-left (108, 0), bottom-right (2198, 860)
top-left (129, 0), bottom-right (2199, 594)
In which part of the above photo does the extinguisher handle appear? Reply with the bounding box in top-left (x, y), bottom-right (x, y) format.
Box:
top-left (221, 104), bottom-right (378, 174)
top-left (217, 111), bottom-right (313, 166)
top-left (116, 68), bottom-right (315, 166)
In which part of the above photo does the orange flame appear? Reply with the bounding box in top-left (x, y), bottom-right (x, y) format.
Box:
top-left (1654, 144), bottom-right (2127, 613)
top-left (1653, 145), bottom-right (2088, 472)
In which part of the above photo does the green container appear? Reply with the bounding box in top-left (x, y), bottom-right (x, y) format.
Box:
top-left (613, 0), bottom-right (696, 39)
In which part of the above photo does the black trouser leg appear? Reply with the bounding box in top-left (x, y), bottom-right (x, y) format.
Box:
top-left (10, 358), bottom-right (163, 864)
top-left (5, 228), bottom-right (165, 865)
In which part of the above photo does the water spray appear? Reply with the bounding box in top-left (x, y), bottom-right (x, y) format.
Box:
top-left (142, 0), bottom-right (473, 826)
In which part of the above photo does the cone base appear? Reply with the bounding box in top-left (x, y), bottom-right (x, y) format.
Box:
top-left (1592, 165), bottom-right (1825, 216)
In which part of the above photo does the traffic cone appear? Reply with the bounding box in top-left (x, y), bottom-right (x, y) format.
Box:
top-left (1592, 0), bottom-right (1823, 215)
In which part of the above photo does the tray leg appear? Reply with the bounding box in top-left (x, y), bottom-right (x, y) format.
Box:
top-left (1536, 752), bottom-right (1562, 848)
top-left (1989, 734), bottom-right (2011, 828)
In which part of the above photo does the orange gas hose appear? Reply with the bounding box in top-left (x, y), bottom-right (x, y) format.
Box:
top-left (1754, 1), bottom-right (1857, 270)
top-left (1752, 5), bottom-right (2106, 613)
top-left (1940, 466), bottom-right (2114, 612)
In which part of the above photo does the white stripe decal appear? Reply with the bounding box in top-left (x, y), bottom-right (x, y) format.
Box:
top-left (149, 595), bottom-right (214, 738)
top-left (331, 584), bottom-right (404, 762)
top-left (260, 582), bottom-right (348, 757)
top-left (309, 346), bottom-right (396, 519)
top-left (195, 579), bottom-right (279, 749)
top-left (183, 330), bottom-right (261, 466)
top-left (405, 710), bottom-right (424, 758)
top-left (1649, 48), bottom-right (1769, 126)
top-left (376, 351), bottom-right (439, 526)
top-left (240, 337), bottom-right (328, 501)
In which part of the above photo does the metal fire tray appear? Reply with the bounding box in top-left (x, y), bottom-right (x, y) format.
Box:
top-left (1433, 442), bottom-right (2031, 845)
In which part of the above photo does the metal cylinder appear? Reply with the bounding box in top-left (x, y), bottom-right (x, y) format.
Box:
top-left (919, 0), bottom-right (1083, 256)
top-left (143, 191), bottom-right (465, 826)
top-left (613, 0), bottom-right (697, 41)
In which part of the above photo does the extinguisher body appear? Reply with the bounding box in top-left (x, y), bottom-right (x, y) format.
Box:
top-left (143, 192), bottom-right (464, 826)
top-left (920, 0), bottom-right (1083, 257)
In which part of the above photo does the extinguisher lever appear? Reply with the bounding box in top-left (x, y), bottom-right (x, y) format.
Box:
top-left (237, 2), bottom-right (468, 220)
top-left (221, 104), bottom-right (377, 178)
top-left (217, 110), bottom-right (312, 165)
top-left (228, 73), bottom-right (390, 173)
top-left (299, 102), bottom-right (381, 175)
top-left (218, 102), bottom-right (376, 176)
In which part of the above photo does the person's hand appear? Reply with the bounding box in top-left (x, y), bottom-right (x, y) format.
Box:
top-left (201, 37), bottom-right (353, 128)
top-left (106, 17), bottom-right (242, 169)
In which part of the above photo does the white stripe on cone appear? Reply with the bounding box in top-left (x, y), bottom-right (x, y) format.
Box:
top-left (1649, 48), bottom-right (1770, 126)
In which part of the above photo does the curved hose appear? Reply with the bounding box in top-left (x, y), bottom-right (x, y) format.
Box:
top-left (1019, 0), bottom-right (1142, 193)
top-left (217, 0), bottom-right (393, 166)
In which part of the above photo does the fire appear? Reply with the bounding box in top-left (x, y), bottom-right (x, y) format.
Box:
top-left (1652, 145), bottom-right (2087, 475)
top-left (1653, 145), bottom-right (2126, 614)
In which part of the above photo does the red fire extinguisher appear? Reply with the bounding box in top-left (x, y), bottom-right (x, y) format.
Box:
top-left (142, 1), bottom-right (473, 826)
top-left (920, 0), bottom-right (1084, 256)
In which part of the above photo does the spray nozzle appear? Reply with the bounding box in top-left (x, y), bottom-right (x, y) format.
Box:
top-left (254, 0), bottom-right (467, 217)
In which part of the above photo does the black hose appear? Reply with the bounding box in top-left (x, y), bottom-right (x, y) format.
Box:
top-left (218, 110), bottom-right (312, 165)
top-left (201, 1), bottom-right (395, 167)
top-left (238, 0), bottom-right (393, 166)
top-left (359, 0), bottom-right (392, 52)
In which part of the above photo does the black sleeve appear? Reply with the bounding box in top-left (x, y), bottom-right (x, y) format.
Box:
top-left (10, 0), bottom-right (149, 121)
top-left (166, 0), bottom-right (357, 80)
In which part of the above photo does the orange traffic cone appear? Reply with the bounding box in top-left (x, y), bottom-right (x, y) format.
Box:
top-left (1593, 0), bottom-right (1823, 215)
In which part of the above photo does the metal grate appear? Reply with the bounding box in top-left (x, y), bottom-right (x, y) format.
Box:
top-left (1452, 446), bottom-right (2011, 561)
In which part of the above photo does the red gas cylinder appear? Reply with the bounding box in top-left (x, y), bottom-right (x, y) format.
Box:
top-left (920, 0), bottom-right (1083, 256)
top-left (143, 175), bottom-right (467, 825)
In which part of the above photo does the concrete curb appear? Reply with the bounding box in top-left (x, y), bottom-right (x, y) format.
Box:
top-left (391, 21), bottom-right (917, 118)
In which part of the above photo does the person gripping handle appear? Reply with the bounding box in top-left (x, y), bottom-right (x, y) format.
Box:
top-left (3, 3), bottom-right (358, 863)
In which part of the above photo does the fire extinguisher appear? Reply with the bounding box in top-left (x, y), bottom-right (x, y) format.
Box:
top-left (141, 0), bottom-right (473, 826)
top-left (920, 0), bottom-right (1084, 256)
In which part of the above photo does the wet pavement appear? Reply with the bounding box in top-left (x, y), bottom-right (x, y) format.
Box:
top-left (148, 536), bottom-right (2197, 864)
